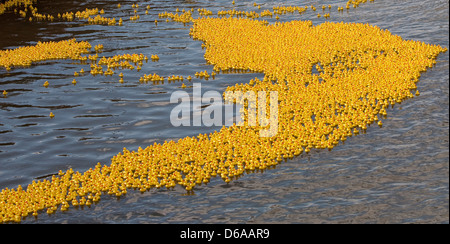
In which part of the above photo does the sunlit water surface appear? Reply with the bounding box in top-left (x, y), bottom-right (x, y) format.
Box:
top-left (0, 0), bottom-right (448, 223)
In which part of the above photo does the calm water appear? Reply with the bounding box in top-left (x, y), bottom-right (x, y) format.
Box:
top-left (0, 0), bottom-right (448, 224)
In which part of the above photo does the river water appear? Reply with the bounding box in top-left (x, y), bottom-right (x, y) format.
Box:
top-left (0, 0), bottom-right (448, 223)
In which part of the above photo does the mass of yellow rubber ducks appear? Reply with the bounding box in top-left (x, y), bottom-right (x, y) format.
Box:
top-left (91, 53), bottom-right (148, 76)
top-left (0, 38), bottom-right (151, 85)
top-left (0, 39), bottom-right (91, 70)
top-left (0, 1), bottom-right (448, 223)
top-left (0, 0), bottom-right (36, 16)
top-left (1, 0), bottom-right (377, 27)
top-left (87, 15), bottom-right (117, 26)
top-left (159, 9), bottom-right (194, 24)
top-left (137, 69), bottom-right (219, 85)
top-left (1, 1), bottom-right (117, 25)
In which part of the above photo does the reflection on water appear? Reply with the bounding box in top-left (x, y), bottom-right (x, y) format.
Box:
top-left (0, 0), bottom-right (448, 223)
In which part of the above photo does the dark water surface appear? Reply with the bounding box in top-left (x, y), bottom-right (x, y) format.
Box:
top-left (0, 0), bottom-right (448, 224)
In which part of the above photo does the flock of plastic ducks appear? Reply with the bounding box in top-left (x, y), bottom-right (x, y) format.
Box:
top-left (1, 0), bottom-right (117, 25)
top-left (0, 38), bottom-right (159, 104)
top-left (0, 0), bottom-right (448, 223)
top-left (2, 0), bottom-right (377, 26)
top-left (0, 39), bottom-right (91, 71)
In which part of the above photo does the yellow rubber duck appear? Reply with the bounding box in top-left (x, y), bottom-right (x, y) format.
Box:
top-left (2, 90), bottom-right (7, 97)
top-left (43, 81), bottom-right (49, 88)
top-left (49, 112), bottom-right (55, 118)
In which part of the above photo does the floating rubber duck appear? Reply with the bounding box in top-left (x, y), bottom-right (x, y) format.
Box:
top-left (43, 81), bottom-right (49, 88)
top-left (49, 112), bottom-right (55, 118)
top-left (2, 90), bottom-right (7, 97)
